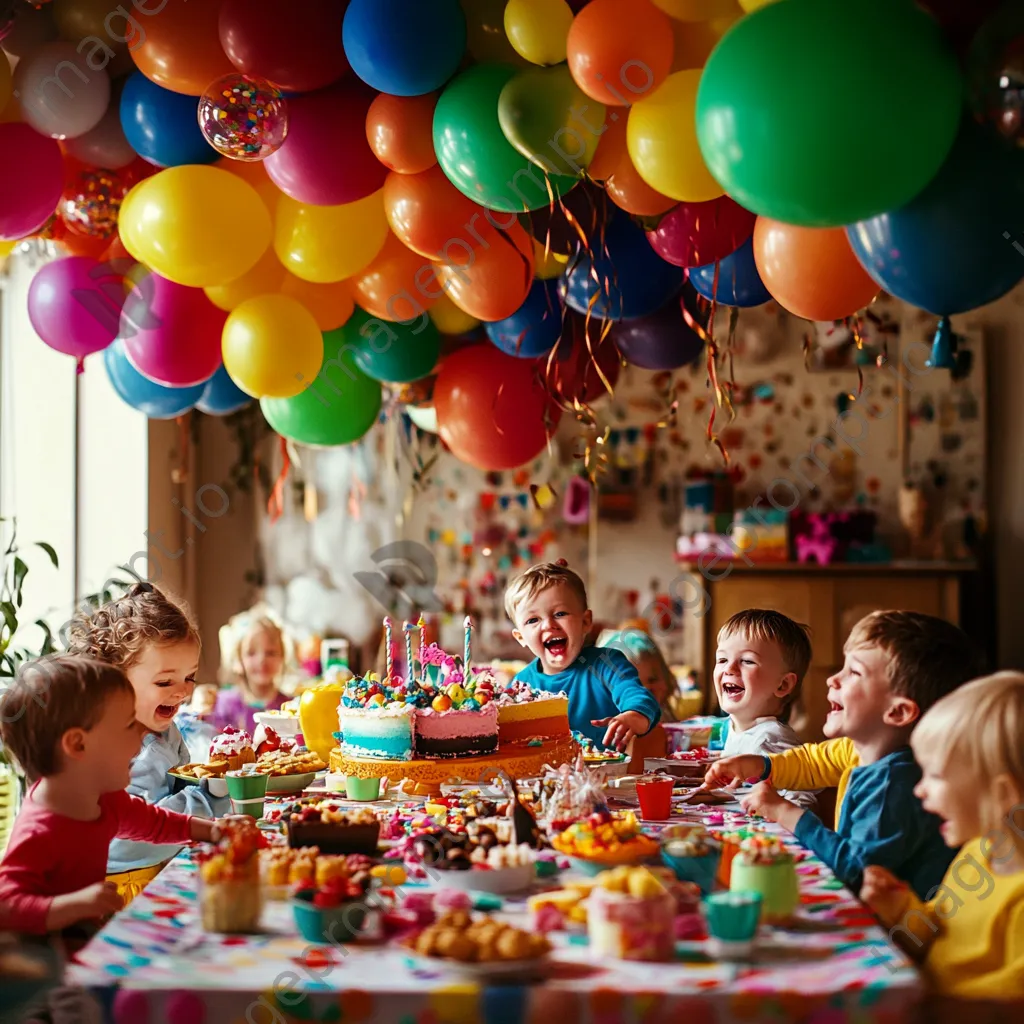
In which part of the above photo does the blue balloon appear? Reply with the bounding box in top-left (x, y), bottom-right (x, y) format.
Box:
top-left (343, 0), bottom-right (466, 96)
top-left (120, 73), bottom-right (218, 168)
top-left (105, 340), bottom-right (205, 419)
top-left (485, 279), bottom-right (563, 358)
top-left (197, 365), bottom-right (252, 416)
top-left (689, 237), bottom-right (771, 308)
top-left (561, 213), bottom-right (684, 321)
top-left (847, 119), bottom-right (1024, 316)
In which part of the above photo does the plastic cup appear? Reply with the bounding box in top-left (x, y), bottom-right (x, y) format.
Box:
top-left (345, 776), bottom-right (381, 801)
top-left (636, 775), bottom-right (674, 821)
top-left (226, 770), bottom-right (268, 818)
top-left (703, 890), bottom-right (762, 959)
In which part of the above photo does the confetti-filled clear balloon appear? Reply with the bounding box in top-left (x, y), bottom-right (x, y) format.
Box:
top-left (59, 168), bottom-right (128, 239)
top-left (198, 73), bottom-right (289, 162)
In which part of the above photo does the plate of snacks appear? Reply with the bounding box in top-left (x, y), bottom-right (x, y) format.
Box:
top-left (431, 844), bottom-right (537, 895)
top-left (168, 762), bottom-right (229, 798)
top-left (552, 810), bottom-right (659, 874)
top-left (403, 910), bottom-right (551, 979)
top-left (251, 748), bottom-right (326, 792)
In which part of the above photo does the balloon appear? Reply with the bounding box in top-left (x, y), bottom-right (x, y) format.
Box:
top-left (628, 70), bottom-right (722, 203)
top-left (534, 238), bottom-right (569, 280)
top-left (197, 364), bottom-right (252, 416)
top-left (547, 314), bottom-right (621, 406)
top-left (847, 118), bottom-right (1024, 316)
top-left (264, 82), bottom-right (385, 206)
top-left (59, 166), bottom-right (127, 239)
top-left (128, 0), bottom-right (233, 96)
top-left (198, 74), bottom-right (288, 162)
top-left (597, 117), bottom-right (678, 216)
top-left (752, 219), bottom-right (878, 322)
top-left (120, 165), bottom-right (271, 288)
top-left (343, 0), bottom-right (466, 97)
top-left (433, 63), bottom-right (579, 212)
top-left (204, 246), bottom-right (284, 312)
top-left (435, 219), bottom-right (535, 322)
top-left (653, 0), bottom-right (737, 16)
top-left (331, 306), bottom-right (441, 384)
top-left (119, 72), bottom-right (218, 168)
top-left (2, 2), bottom-right (56, 59)
top-left (460, 0), bottom-right (530, 66)
top-left (504, 0), bottom-right (574, 66)
top-left (498, 65), bottom-right (606, 177)
top-left (14, 41), bottom-right (109, 139)
top-left (689, 237), bottom-right (771, 307)
top-left (366, 93), bottom-right (438, 174)
top-left (219, 0), bottom-right (348, 93)
top-left (567, 0), bottom-right (673, 106)
top-left (261, 348), bottom-right (382, 448)
top-left (917, 0), bottom-right (1004, 43)
top-left (222, 294), bottom-right (324, 398)
top-left (406, 404), bottom-right (439, 433)
top-left (62, 102), bottom-right (137, 168)
top-left (525, 178), bottom-right (607, 256)
top-left (383, 165), bottom-right (488, 259)
top-left (562, 211), bottom-right (683, 320)
top-left (485, 278), bottom-right (562, 357)
top-left (350, 232), bottom-right (439, 324)
top-left (429, 293), bottom-right (479, 335)
top-left (434, 345), bottom-right (558, 469)
top-left (737, 0), bottom-right (775, 10)
top-left (280, 275), bottom-right (355, 332)
top-left (275, 190), bottom-right (389, 284)
top-left (0, 123), bottom-right (64, 240)
top-left (27, 256), bottom-right (119, 366)
top-left (647, 195), bottom-right (755, 268)
top-left (611, 299), bottom-right (705, 370)
top-left (967, 2), bottom-right (1024, 149)
top-left (104, 339), bottom-right (205, 418)
top-left (696, 0), bottom-right (962, 227)
top-left (53, 0), bottom-right (133, 76)
top-left (122, 275), bottom-right (225, 387)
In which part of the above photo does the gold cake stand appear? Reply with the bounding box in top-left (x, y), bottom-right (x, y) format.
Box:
top-left (330, 736), bottom-right (580, 797)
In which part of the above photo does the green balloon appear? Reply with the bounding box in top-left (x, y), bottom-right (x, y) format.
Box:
top-left (434, 63), bottom-right (580, 212)
top-left (696, 0), bottom-right (963, 227)
top-left (331, 306), bottom-right (440, 384)
top-left (260, 346), bottom-right (381, 447)
top-left (498, 65), bottom-right (605, 178)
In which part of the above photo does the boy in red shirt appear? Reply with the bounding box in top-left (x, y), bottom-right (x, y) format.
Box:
top-left (0, 655), bottom-right (219, 935)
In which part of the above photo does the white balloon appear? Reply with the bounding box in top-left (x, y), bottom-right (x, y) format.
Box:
top-left (13, 41), bottom-right (109, 139)
top-left (63, 100), bottom-right (136, 168)
top-left (406, 404), bottom-right (438, 433)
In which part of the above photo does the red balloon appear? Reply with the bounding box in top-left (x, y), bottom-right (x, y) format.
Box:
top-left (435, 345), bottom-right (560, 470)
top-left (546, 313), bottom-right (621, 406)
top-left (219, 0), bottom-right (348, 92)
top-left (265, 82), bottom-right (386, 206)
top-left (647, 196), bottom-right (756, 269)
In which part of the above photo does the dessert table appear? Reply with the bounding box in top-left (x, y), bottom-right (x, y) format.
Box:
top-left (68, 793), bottom-right (921, 1024)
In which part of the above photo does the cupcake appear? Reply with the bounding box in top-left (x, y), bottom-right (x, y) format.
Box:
top-left (210, 726), bottom-right (256, 772)
top-left (728, 836), bottom-right (798, 923)
top-left (660, 825), bottom-right (720, 894)
top-left (199, 818), bottom-right (265, 933)
top-left (586, 867), bottom-right (675, 961)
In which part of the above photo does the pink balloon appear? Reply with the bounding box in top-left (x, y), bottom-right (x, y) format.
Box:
top-left (0, 123), bottom-right (65, 241)
top-left (27, 256), bottom-right (122, 369)
top-left (647, 196), bottom-right (756, 269)
top-left (264, 81), bottom-right (386, 206)
top-left (122, 273), bottom-right (226, 387)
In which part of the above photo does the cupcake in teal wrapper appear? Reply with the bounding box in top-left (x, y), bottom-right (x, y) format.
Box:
top-left (728, 836), bottom-right (798, 923)
top-left (660, 825), bottom-right (720, 894)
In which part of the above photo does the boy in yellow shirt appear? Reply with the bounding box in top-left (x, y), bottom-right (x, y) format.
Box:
top-left (705, 610), bottom-right (979, 899)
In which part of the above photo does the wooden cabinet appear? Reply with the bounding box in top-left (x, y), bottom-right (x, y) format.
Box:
top-left (680, 563), bottom-right (970, 741)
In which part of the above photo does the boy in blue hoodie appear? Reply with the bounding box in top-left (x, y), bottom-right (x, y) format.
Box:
top-left (507, 560), bottom-right (660, 750)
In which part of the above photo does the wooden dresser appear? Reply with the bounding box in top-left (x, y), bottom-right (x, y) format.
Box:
top-left (677, 561), bottom-right (974, 741)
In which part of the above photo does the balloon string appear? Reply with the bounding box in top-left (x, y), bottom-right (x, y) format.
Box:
top-left (267, 435), bottom-right (290, 524)
top-left (700, 262), bottom-right (730, 465)
top-left (75, 357), bottom-right (85, 375)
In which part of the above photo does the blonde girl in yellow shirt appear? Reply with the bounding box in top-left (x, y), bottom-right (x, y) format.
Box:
top-left (861, 671), bottom-right (1024, 1005)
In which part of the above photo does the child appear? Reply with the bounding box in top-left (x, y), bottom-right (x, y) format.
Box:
top-left (211, 615), bottom-right (287, 735)
top-left (860, 672), bottom-right (1024, 1002)
top-left (507, 560), bottom-right (660, 750)
top-left (0, 656), bottom-right (217, 935)
top-left (66, 582), bottom-right (230, 903)
top-left (713, 609), bottom-right (819, 808)
top-left (705, 610), bottom-right (979, 899)
top-left (599, 628), bottom-right (680, 724)
top-left (175, 681), bottom-right (219, 764)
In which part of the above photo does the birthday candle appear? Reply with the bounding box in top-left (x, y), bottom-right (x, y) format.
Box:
top-left (403, 621), bottom-right (414, 684)
top-left (384, 616), bottom-right (393, 682)
top-left (417, 614), bottom-right (426, 683)
top-left (463, 615), bottom-right (472, 675)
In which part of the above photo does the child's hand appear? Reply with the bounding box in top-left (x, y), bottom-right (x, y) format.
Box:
top-left (73, 882), bottom-right (123, 920)
top-left (740, 782), bottom-right (805, 831)
top-left (190, 817), bottom-right (217, 843)
top-left (704, 754), bottom-right (765, 791)
top-left (591, 711), bottom-right (649, 751)
top-left (860, 866), bottom-right (911, 924)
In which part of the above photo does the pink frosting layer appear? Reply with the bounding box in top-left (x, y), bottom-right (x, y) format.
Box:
top-left (413, 703), bottom-right (498, 740)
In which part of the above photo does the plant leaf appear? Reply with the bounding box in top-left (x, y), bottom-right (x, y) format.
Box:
top-left (1, 602), bottom-right (16, 636)
top-left (34, 542), bottom-right (59, 568)
top-left (36, 619), bottom-right (55, 657)
top-left (3, 520), bottom-right (16, 557)
top-left (13, 557), bottom-right (28, 608)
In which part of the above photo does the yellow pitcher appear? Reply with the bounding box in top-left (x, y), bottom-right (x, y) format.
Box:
top-left (299, 679), bottom-right (345, 762)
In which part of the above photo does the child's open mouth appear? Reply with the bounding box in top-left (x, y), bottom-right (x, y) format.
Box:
top-left (828, 699), bottom-right (844, 715)
top-left (156, 702), bottom-right (183, 720)
top-left (721, 682), bottom-right (745, 700)
top-left (543, 635), bottom-right (568, 660)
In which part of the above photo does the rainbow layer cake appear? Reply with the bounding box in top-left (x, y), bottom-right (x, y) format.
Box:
top-left (495, 682), bottom-right (570, 745)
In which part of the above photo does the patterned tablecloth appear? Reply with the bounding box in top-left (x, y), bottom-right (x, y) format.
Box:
top-left (68, 794), bottom-right (922, 1024)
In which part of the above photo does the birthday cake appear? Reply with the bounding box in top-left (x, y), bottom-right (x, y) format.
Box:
top-left (495, 682), bottom-right (571, 746)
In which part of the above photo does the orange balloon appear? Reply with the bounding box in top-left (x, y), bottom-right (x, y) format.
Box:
top-left (593, 117), bottom-right (677, 216)
top-left (752, 218), bottom-right (879, 322)
top-left (587, 113), bottom-right (627, 181)
top-left (128, 0), bottom-right (234, 95)
top-left (350, 231), bottom-right (439, 322)
top-left (366, 93), bottom-right (438, 175)
top-left (383, 165), bottom-right (492, 260)
top-left (434, 220), bottom-right (535, 322)
top-left (567, 0), bottom-right (674, 107)
top-left (280, 274), bottom-right (355, 331)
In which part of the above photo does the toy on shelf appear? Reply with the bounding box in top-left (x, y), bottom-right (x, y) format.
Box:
top-left (791, 509), bottom-right (879, 565)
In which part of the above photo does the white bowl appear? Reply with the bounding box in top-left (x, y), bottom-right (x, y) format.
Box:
top-left (430, 862), bottom-right (536, 895)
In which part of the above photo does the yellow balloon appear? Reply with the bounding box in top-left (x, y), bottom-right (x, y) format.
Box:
top-left (222, 295), bottom-right (324, 399)
top-left (428, 292), bottom-right (480, 335)
top-left (204, 246), bottom-right (285, 312)
top-left (627, 70), bottom-right (723, 203)
top-left (120, 166), bottom-right (272, 288)
top-left (533, 238), bottom-right (568, 280)
top-left (738, 0), bottom-right (777, 11)
top-left (274, 191), bottom-right (389, 284)
top-left (280, 274), bottom-right (356, 332)
top-left (652, 0), bottom-right (739, 18)
top-left (504, 0), bottom-right (573, 66)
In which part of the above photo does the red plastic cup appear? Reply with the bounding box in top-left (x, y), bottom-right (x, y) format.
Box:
top-left (636, 775), bottom-right (674, 821)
